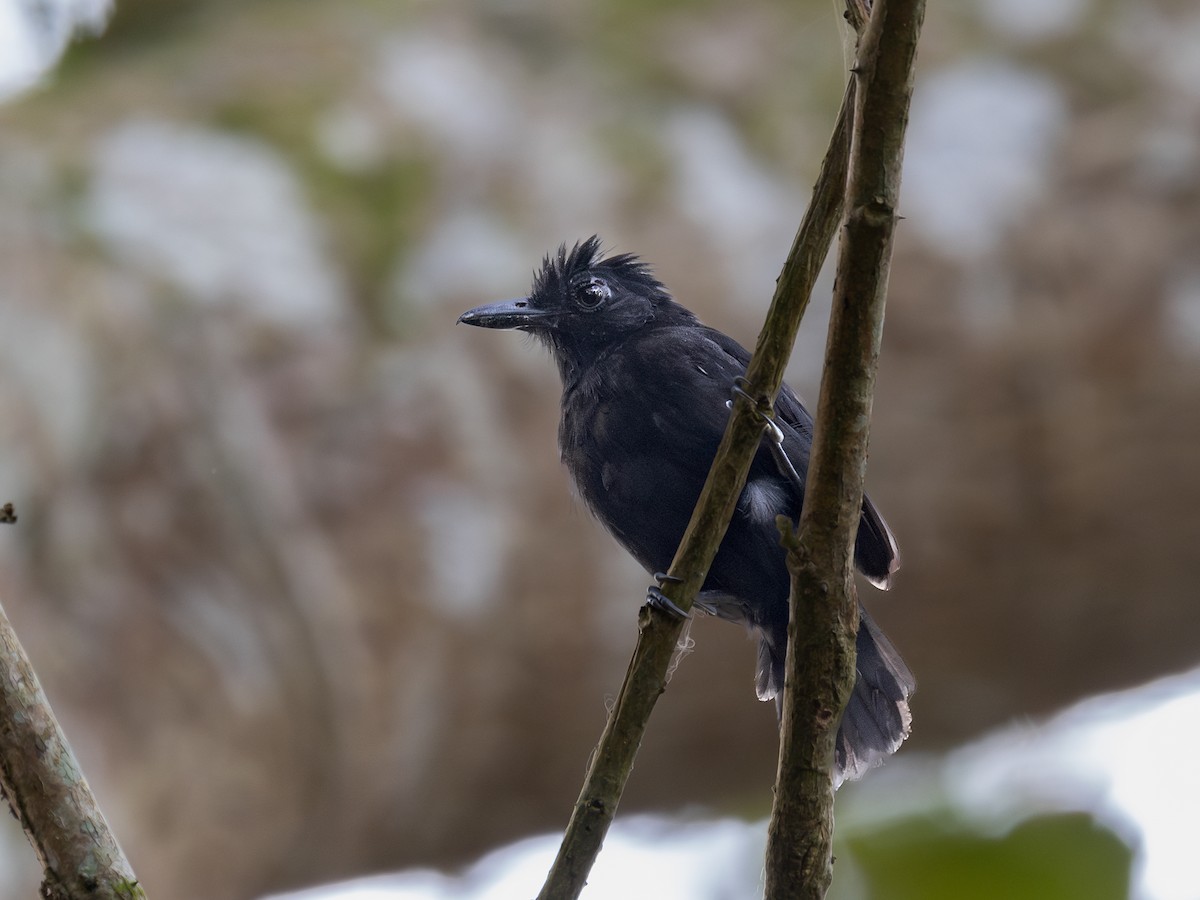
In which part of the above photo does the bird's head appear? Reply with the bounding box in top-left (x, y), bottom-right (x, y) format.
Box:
top-left (458, 237), bottom-right (687, 379)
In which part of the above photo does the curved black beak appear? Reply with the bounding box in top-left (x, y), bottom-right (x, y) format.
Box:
top-left (457, 298), bottom-right (549, 330)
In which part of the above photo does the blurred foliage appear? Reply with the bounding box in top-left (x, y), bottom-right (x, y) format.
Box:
top-left (837, 812), bottom-right (1132, 900)
top-left (212, 98), bottom-right (437, 333)
top-left (69, 0), bottom-right (277, 50)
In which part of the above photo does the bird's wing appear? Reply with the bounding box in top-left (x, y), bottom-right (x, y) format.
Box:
top-left (699, 327), bottom-right (816, 477)
top-left (563, 325), bottom-right (754, 576)
top-left (604, 326), bottom-right (747, 447)
top-left (702, 327), bottom-right (900, 589)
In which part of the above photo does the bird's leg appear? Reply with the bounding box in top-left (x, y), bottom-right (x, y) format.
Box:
top-left (727, 377), bottom-right (807, 496)
top-left (646, 572), bottom-right (690, 619)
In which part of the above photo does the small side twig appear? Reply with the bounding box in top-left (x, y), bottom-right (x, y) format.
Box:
top-left (0, 597), bottom-right (146, 899)
top-left (0, 502), bottom-right (16, 524)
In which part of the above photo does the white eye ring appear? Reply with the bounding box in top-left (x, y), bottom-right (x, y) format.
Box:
top-left (578, 278), bottom-right (610, 309)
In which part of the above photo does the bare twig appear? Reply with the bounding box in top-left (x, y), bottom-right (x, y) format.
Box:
top-left (764, 0), bottom-right (925, 896)
top-left (0, 598), bottom-right (146, 899)
top-left (536, 58), bottom-right (861, 900)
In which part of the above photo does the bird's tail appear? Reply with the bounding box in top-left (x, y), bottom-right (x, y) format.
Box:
top-left (757, 606), bottom-right (914, 786)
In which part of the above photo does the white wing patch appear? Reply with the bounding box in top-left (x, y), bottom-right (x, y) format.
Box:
top-left (740, 478), bottom-right (789, 524)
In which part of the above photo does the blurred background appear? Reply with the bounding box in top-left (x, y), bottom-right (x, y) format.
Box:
top-left (0, 0), bottom-right (1198, 897)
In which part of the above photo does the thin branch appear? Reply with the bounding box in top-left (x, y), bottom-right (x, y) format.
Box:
top-left (536, 63), bottom-right (861, 900)
top-left (765, 0), bottom-right (925, 897)
top-left (0, 598), bottom-right (146, 899)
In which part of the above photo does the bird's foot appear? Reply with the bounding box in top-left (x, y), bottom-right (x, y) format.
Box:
top-left (729, 377), bottom-right (805, 492)
top-left (726, 377), bottom-right (784, 444)
top-left (646, 573), bottom-right (690, 620)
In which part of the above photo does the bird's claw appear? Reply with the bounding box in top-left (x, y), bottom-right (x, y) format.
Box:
top-left (730, 378), bottom-right (802, 491)
top-left (727, 377), bottom-right (784, 444)
top-left (647, 572), bottom-right (690, 619)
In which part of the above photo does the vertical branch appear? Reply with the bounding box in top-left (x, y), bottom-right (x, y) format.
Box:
top-left (0, 596), bottom-right (146, 900)
top-left (764, 0), bottom-right (925, 897)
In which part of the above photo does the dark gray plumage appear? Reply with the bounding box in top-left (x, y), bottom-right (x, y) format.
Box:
top-left (459, 238), bottom-right (914, 783)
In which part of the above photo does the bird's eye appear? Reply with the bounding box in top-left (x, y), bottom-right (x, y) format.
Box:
top-left (577, 278), bottom-right (610, 310)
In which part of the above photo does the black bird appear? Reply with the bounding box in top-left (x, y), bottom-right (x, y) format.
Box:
top-left (458, 238), bottom-right (913, 783)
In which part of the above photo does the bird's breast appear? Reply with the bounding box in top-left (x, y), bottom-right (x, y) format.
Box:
top-left (558, 388), bottom-right (619, 498)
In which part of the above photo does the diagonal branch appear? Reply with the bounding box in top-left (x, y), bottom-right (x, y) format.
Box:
top-left (535, 49), bottom-right (862, 900)
top-left (765, 0), bottom-right (925, 896)
top-left (0, 596), bottom-right (146, 899)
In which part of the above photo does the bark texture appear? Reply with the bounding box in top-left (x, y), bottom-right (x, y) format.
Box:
top-left (764, 0), bottom-right (925, 896)
top-left (0, 599), bottom-right (146, 900)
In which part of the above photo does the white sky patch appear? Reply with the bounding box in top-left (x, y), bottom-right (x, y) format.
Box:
top-left (314, 102), bottom-right (390, 173)
top-left (0, 2), bottom-right (43, 98)
top-left (0, 301), bottom-right (92, 462)
top-left (1117, 8), bottom-right (1200, 102)
top-left (376, 33), bottom-right (519, 162)
top-left (84, 119), bottom-right (345, 327)
top-left (265, 667), bottom-right (1200, 900)
top-left (945, 669), bottom-right (1200, 900)
top-left (664, 105), bottom-right (801, 305)
top-left (902, 61), bottom-right (1066, 258)
top-left (1136, 121), bottom-right (1200, 189)
top-left (975, 0), bottom-right (1090, 42)
top-left (0, 301), bottom-right (93, 513)
top-left (393, 211), bottom-right (530, 315)
top-left (264, 816), bottom-right (766, 900)
top-left (516, 114), bottom-right (625, 235)
top-left (1162, 269), bottom-right (1200, 356)
top-left (1154, 13), bottom-right (1200, 101)
top-left (162, 582), bottom-right (280, 715)
top-left (0, 0), bottom-right (111, 101)
top-left (416, 481), bottom-right (512, 622)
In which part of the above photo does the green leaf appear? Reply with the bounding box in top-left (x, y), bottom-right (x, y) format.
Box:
top-left (834, 812), bottom-right (1132, 900)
